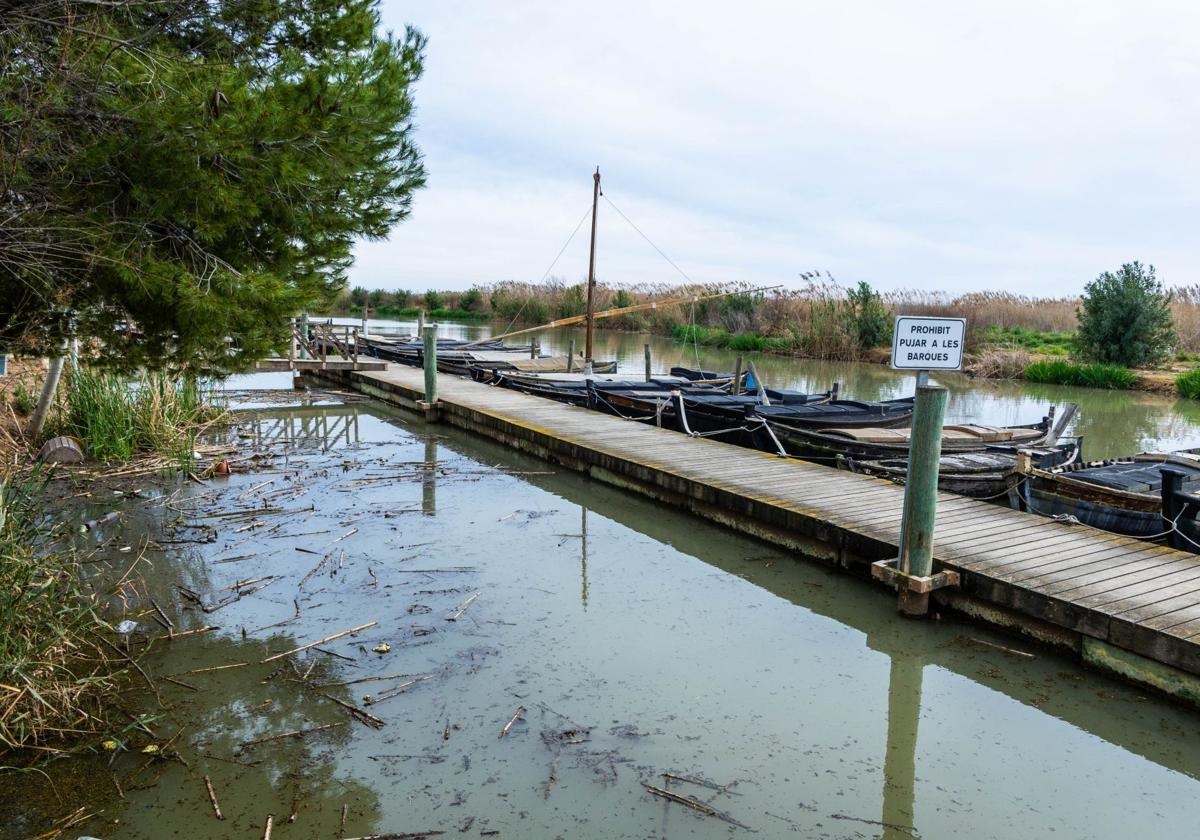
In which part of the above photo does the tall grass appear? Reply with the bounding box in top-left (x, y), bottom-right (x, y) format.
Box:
top-left (1023, 360), bottom-right (1136, 389)
top-left (1177, 369), bottom-right (1200, 400)
top-left (0, 469), bottom-right (117, 752)
top-left (56, 367), bottom-right (225, 464)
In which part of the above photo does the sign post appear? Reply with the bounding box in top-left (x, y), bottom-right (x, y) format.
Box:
top-left (872, 315), bottom-right (966, 615)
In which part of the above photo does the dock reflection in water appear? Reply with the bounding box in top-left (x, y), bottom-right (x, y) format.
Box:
top-left (9, 399), bottom-right (1198, 840)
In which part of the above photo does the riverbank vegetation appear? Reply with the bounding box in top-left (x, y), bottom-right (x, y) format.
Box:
top-left (342, 263), bottom-right (1200, 395)
top-left (0, 469), bottom-right (119, 753)
top-left (54, 368), bottom-right (225, 465)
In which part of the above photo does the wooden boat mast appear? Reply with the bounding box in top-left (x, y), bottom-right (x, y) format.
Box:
top-left (585, 167), bottom-right (601, 365)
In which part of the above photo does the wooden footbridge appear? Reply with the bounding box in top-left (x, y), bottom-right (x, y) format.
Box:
top-left (310, 362), bottom-right (1200, 704)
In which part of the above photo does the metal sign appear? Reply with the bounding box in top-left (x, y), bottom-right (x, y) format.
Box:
top-left (891, 316), bottom-right (966, 371)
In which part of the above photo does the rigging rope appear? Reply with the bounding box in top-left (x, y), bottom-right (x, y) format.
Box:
top-left (501, 203), bottom-right (594, 337)
top-left (602, 193), bottom-right (695, 285)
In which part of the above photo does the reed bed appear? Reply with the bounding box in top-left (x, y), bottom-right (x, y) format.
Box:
top-left (350, 278), bottom-right (1200, 359)
top-left (0, 469), bottom-right (118, 753)
top-left (54, 367), bottom-right (227, 466)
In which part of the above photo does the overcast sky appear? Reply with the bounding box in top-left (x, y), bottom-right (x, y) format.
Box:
top-left (355, 1), bottom-right (1200, 296)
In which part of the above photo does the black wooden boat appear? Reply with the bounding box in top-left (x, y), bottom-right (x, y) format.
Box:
top-left (1019, 450), bottom-right (1200, 544)
top-left (848, 445), bottom-right (1077, 500)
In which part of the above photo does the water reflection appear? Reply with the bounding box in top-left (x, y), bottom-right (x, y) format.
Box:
top-left (334, 316), bottom-right (1200, 459)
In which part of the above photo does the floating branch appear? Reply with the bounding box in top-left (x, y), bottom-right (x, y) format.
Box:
top-left (261, 621), bottom-right (377, 663)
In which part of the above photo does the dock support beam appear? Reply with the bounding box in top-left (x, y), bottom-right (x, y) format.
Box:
top-left (420, 324), bottom-right (438, 414)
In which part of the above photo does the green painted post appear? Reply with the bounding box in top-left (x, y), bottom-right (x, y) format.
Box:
top-left (897, 384), bottom-right (948, 615)
top-left (422, 325), bottom-right (438, 404)
top-left (300, 313), bottom-right (310, 360)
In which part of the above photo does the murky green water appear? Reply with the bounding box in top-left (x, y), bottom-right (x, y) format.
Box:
top-left (339, 316), bottom-right (1200, 460)
top-left (8, 395), bottom-right (1200, 839)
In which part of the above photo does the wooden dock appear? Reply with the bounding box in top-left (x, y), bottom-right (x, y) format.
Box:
top-left (253, 358), bottom-right (385, 372)
top-left (312, 363), bottom-right (1200, 702)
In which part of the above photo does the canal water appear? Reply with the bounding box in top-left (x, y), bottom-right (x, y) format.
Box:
top-left (338, 316), bottom-right (1200, 460)
top-left (8, 389), bottom-right (1200, 839)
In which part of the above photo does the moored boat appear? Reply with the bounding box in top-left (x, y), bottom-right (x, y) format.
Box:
top-left (1019, 450), bottom-right (1200, 544)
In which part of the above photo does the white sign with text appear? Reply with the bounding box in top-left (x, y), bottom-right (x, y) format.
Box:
top-left (891, 316), bottom-right (966, 370)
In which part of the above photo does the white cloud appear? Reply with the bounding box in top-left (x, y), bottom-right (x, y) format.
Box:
top-left (354, 0), bottom-right (1200, 294)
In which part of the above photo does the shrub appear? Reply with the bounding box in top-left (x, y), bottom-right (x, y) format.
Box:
top-left (458, 288), bottom-right (484, 312)
top-left (422, 289), bottom-right (445, 311)
top-left (1023, 360), bottom-right (1135, 389)
top-left (11, 381), bottom-right (35, 415)
top-left (558, 284), bottom-right (587, 318)
top-left (1075, 262), bottom-right (1175, 367)
top-left (847, 281), bottom-right (890, 348)
top-left (612, 289), bottom-right (633, 309)
top-left (1177, 369), bottom-right (1200, 400)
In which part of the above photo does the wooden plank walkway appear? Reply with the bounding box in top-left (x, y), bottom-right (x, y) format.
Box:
top-left (318, 363), bottom-right (1200, 687)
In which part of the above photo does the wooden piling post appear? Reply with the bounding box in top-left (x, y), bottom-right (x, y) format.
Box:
top-left (422, 324), bottom-right (438, 404)
top-left (288, 319), bottom-right (297, 371)
top-left (300, 312), bottom-right (310, 360)
top-left (417, 309), bottom-right (425, 334)
top-left (351, 328), bottom-right (359, 370)
top-left (567, 339), bottom-right (575, 372)
top-left (897, 384), bottom-right (948, 615)
top-left (1161, 468), bottom-right (1188, 551)
top-left (732, 352), bottom-right (744, 395)
top-left (531, 338), bottom-right (539, 359)
top-left (644, 344), bottom-right (652, 382)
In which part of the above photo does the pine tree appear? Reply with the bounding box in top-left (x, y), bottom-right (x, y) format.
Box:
top-left (0, 0), bottom-right (426, 373)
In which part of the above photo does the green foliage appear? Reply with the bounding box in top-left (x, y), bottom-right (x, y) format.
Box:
top-left (393, 289), bottom-right (412, 307)
top-left (1, 1), bottom-right (427, 373)
top-left (56, 366), bottom-right (224, 464)
top-left (612, 289), bottom-right (633, 309)
top-left (981, 325), bottom-right (1073, 356)
top-left (458, 288), bottom-right (484, 312)
top-left (846, 281), bottom-right (890, 348)
top-left (1075, 262), bottom-right (1175, 367)
top-left (1023, 360), bottom-right (1135, 389)
top-left (367, 289), bottom-right (387, 309)
top-left (377, 306), bottom-right (487, 321)
top-left (350, 287), bottom-right (370, 309)
top-left (10, 382), bottom-right (35, 416)
top-left (1176, 369), bottom-right (1200, 400)
top-left (422, 290), bottom-right (445, 311)
top-left (671, 325), bottom-right (788, 353)
top-left (558, 284), bottom-right (587, 318)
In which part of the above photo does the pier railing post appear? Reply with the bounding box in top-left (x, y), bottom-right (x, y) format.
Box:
top-left (895, 384), bottom-right (948, 615)
top-left (422, 324), bottom-right (438, 405)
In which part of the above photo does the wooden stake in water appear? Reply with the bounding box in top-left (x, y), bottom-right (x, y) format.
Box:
top-left (897, 384), bottom-right (948, 615)
top-left (732, 352), bottom-right (744, 395)
top-left (644, 344), bottom-right (652, 382)
top-left (422, 325), bottom-right (438, 404)
top-left (567, 339), bottom-right (575, 373)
